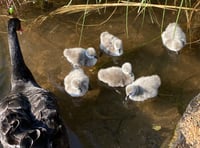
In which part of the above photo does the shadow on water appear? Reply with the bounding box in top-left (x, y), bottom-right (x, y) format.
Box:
top-left (1, 5), bottom-right (200, 148)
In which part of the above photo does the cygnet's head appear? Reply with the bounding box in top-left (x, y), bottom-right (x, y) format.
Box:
top-left (121, 62), bottom-right (133, 75)
top-left (125, 84), bottom-right (139, 99)
top-left (69, 79), bottom-right (89, 97)
top-left (113, 38), bottom-right (123, 56)
top-left (85, 47), bottom-right (97, 59)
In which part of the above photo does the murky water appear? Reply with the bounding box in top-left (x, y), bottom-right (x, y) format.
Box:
top-left (1, 5), bottom-right (200, 148)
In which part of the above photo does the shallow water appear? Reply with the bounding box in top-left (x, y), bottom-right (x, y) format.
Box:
top-left (1, 5), bottom-right (200, 148)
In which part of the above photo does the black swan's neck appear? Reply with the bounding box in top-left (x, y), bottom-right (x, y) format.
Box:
top-left (8, 29), bottom-right (38, 88)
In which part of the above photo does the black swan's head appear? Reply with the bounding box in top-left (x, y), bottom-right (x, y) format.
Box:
top-left (8, 18), bottom-right (22, 32)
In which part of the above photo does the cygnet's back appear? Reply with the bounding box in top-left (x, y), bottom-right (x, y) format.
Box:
top-left (64, 68), bottom-right (89, 97)
top-left (98, 62), bottom-right (134, 87)
top-left (63, 47), bottom-right (97, 67)
top-left (100, 31), bottom-right (123, 56)
top-left (125, 75), bottom-right (161, 101)
top-left (161, 22), bottom-right (186, 53)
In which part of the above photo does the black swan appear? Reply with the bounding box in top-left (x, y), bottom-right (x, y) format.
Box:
top-left (0, 18), bottom-right (71, 147)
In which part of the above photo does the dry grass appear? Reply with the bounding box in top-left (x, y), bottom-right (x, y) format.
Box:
top-left (28, 1), bottom-right (199, 28)
top-left (2, 1), bottom-right (200, 27)
top-left (48, 1), bottom-right (199, 16)
top-left (2, 0), bottom-right (200, 44)
top-left (29, 1), bottom-right (200, 44)
top-left (184, 1), bottom-right (200, 45)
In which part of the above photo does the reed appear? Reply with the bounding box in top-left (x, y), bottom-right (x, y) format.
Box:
top-left (45, 0), bottom-right (199, 33)
top-left (47, 1), bottom-right (199, 16)
top-left (2, 0), bottom-right (199, 44)
top-left (35, 0), bottom-right (198, 44)
top-left (2, 1), bottom-right (199, 15)
top-left (78, 0), bottom-right (89, 46)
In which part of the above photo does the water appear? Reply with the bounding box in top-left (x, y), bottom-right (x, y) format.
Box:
top-left (1, 5), bottom-right (200, 148)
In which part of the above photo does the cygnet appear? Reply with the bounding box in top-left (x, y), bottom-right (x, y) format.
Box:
top-left (125, 75), bottom-right (161, 101)
top-left (100, 31), bottom-right (123, 56)
top-left (161, 22), bottom-right (186, 54)
top-left (98, 62), bottom-right (134, 87)
top-left (63, 47), bottom-right (97, 68)
top-left (64, 68), bottom-right (89, 97)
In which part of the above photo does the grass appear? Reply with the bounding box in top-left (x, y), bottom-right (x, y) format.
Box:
top-left (43, 0), bottom-right (199, 45)
top-left (2, 1), bottom-right (199, 15)
top-left (79, 0), bottom-right (89, 46)
top-left (46, 1), bottom-right (199, 15)
top-left (125, 0), bottom-right (129, 38)
top-left (1, 0), bottom-right (200, 44)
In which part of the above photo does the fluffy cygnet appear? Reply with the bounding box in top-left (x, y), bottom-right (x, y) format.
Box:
top-left (125, 75), bottom-right (161, 101)
top-left (100, 31), bottom-right (123, 56)
top-left (64, 68), bottom-right (89, 97)
top-left (98, 62), bottom-right (134, 87)
top-left (63, 47), bottom-right (97, 67)
top-left (161, 22), bottom-right (186, 54)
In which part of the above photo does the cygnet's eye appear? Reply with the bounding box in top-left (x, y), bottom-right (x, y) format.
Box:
top-left (94, 55), bottom-right (98, 59)
top-left (181, 39), bottom-right (186, 46)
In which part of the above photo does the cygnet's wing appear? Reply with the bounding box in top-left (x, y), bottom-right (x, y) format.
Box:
top-left (162, 23), bottom-right (186, 44)
top-left (129, 75), bottom-right (161, 101)
top-left (98, 67), bottom-right (128, 87)
top-left (63, 48), bottom-right (84, 66)
top-left (100, 32), bottom-right (117, 55)
top-left (134, 75), bottom-right (161, 90)
top-left (100, 32), bottom-right (113, 48)
top-left (64, 69), bottom-right (89, 97)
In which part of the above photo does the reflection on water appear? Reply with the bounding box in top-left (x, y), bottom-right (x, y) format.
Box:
top-left (1, 6), bottom-right (200, 148)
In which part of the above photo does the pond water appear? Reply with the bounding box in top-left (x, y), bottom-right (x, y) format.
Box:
top-left (1, 4), bottom-right (200, 148)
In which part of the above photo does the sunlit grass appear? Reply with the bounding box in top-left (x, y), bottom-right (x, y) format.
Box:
top-left (2, 0), bottom-right (199, 44)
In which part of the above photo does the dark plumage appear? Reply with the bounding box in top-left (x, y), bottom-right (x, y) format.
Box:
top-left (0, 18), bottom-right (70, 148)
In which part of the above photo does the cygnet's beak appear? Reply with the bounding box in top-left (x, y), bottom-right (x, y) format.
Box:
top-left (125, 95), bottom-right (129, 101)
top-left (130, 73), bottom-right (134, 77)
top-left (94, 55), bottom-right (98, 59)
